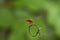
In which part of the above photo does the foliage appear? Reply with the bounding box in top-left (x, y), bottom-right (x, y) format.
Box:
top-left (0, 0), bottom-right (60, 40)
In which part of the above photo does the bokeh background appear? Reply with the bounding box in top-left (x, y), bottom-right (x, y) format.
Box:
top-left (0, 0), bottom-right (60, 40)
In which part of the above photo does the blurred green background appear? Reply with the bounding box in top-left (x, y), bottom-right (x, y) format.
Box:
top-left (0, 0), bottom-right (60, 40)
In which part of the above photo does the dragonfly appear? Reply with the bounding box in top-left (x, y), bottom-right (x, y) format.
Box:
top-left (26, 19), bottom-right (41, 37)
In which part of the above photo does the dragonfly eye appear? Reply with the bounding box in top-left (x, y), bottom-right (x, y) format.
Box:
top-left (26, 19), bottom-right (33, 23)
